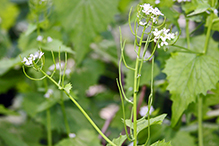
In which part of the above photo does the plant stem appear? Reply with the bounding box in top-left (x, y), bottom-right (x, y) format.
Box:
top-left (133, 26), bottom-right (146, 146)
top-left (186, 19), bottom-right (191, 49)
top-left (47, 109), bottom-right (52, 146)
top-left (39, 69), bottom-right (116, 146)
top-left (198, 95), bottom-right (203, 146)
top-left (60, 93), bottom-right (70, 135)
top-left (204, 14), bottom-right (213, 54)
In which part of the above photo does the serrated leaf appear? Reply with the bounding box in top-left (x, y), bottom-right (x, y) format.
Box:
top-left (163, 53), bottom-right (219, 126)
top-left (54, 0), bottom-right (118, 64)
top-left (150, 139), bottom-right (172, 146)
top-left (64, 83), bottom-right (72, 94)
top-left (106, 135), bottom-right (127, 146)
top-left (125, 114), bottom-right (167, 134)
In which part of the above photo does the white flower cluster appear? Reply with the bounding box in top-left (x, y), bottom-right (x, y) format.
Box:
top-left (173, 0), bottom-right (191, 3)
top-left (139, 4), bottom-right (164, 24)
top-left (22, 51), bottom-right (44, 66)
top-left (37, 35), bottom-right (53, 43)
top-left (152, 28), bottom-right (175, 48)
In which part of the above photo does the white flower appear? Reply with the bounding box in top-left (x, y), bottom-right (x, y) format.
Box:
top-left (174, 0), bottom-right (191, 3)
top-left (155, 0), bottom-right (160, 4)
top-left (214, 9), bottom-right (218, 16)
top-left (34, 51), bottom-right (44, 59)
top-left (47, 36), bottom-right (53, 42)
top-left (69, 133), bottom-right (76, 138)
top-left (23, 57), bottom-right (32, 65)
top-left (37, 35), bottom-right (43, 41)
top-left (152, 28), bottom-right (175, 48)
top-left (140, 4), bottom-right (153, 15)
top-left (44, 89), bottom-right (53, 98)
top-left (139, 105), bottom-right (154, 117)
top-left (65, 69), bottom-right (72, 76)
top-left (139, 21), bottom-right (147, 26)
top-left (22, 51), bottom-right (44, 66)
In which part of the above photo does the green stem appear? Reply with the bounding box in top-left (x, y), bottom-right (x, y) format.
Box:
top-left (39, 69), bottom-right (116, 146)
top-left (133, 26), bottom-right (146, 146)
top-left (47, 109), bottom-right (52, 146)
top-left (186, 19), bottom-right (191, 49)
top-left (60, 93), bottom-right (70, 135)
top-left (198, 95), bottom-right (203, 146)
top-left (204, 14), bottom-right (213, 54)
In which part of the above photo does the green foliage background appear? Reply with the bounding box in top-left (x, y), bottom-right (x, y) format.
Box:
top-left (0, 0), bottom-right (219, 145)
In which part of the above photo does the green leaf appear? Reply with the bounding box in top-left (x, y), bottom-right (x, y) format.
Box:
top-left (165, 128), bottom-right (196, 146)
top-left (163, 53), bottom-right (219, 126)
top-left (106, 135), bottom-right (127, 146)
top-left (55, 129), bottom-right (102, 146)
top-left (125, 114), bottom-right (167, 134)
top-left (0, 0), bottom-right (19, 30)
top-left (0, 128), bottom-right (28, 146)
top-left (187, 3), bottom-right (211, 16)
top-left (41, 39), bottom-right (75, 54)
top-left (150, 139), bottom-right (172, 146)
top-left (64, 83), bottom-right (72, 94)
top-left (53, 0), bottom-right (118, 64)
top-left (0, 104), bottom-right (19, 115)
top-left (24, 23), bottom-right (37, 36)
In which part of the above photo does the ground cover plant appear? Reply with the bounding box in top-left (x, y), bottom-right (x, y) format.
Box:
top-left (0, 0), bottom-right (219, 146)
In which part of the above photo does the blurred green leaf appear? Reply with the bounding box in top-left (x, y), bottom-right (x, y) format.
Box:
top-left (187, 3), bottom-right (211, 16)
top-left (55, 129), bottom-right (101, 146)
top-left (150, 139), bottom-right (172, 146)
top-left (53, 0), bottom-right (118, 64)
top-left (24, 23), bottom-right (37, 36)
top-left (0, 104), bottom-right (19, 115)
top-left (0, 128), bottom-right (28, 146)
top-left (0, 0), bottom-right (19, 30)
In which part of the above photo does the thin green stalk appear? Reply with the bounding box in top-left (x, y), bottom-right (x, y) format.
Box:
top-left (186, 19), bottom-right (191, 49)
top-left (198, 95), bottom-right (203, 146)
top-left (60, 93), bottom-right (70, 135)
top-left (39, 69), bottom-right (116, 146)
top-left (144, 57), bottom-right (154, 146)
top-left (133, 26), bottom-right (146, 146)
top-left (47, 109), bottom-right (52, 146)
top-left (204, 13), bottom-right (213, 54)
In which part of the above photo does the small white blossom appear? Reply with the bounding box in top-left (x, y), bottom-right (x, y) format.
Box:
top-left (69, 133), bottom-right (76, 138)
top-left (139, 4), bottom-right (163, 24)
top-left (22, 51), bottom-right (44, 66)
top-left (155, 0), bottom-right (160, 4)
top-left (152, 28), bottom-right (175, 48)
top-left (139, 105), bottom-right (154, 117)
top-left (173, 0), bottom-right (191, 3)
top-left (214, 9), bottom-right (218, 16)
top-left (139, 21), bottom-right (147, 26)
top-left (37, 35), bottom-right (43, 41)
top-left (47, 36), bottom-right (53, 42)
top-left (44, 89), bottom-right (53, 98)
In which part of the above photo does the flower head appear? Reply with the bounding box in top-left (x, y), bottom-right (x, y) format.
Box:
top-left (22, 51), bottom-right (44, 66)
top-left (152, 28), bottom-right (175, 48)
